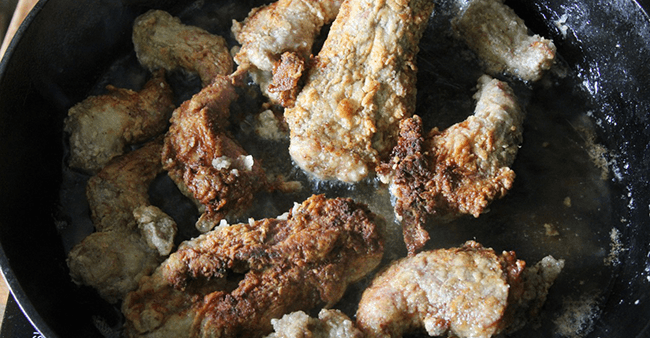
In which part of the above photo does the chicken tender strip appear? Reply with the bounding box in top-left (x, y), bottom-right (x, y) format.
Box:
top-left (453, 0), bottom-right (556, 82)
top-left (64, 70), bottom-right (174, 173)
top-left (162, 76), bottom-right (269, 233)
top-left (265, 309), bottom-right (363, 338)
top-left (356, 241), bottom-right (563, 338)
top-left (68, 141), bottom-right (178, 303)
top-left (123, 194), bottom-right (384, 338)
top-left (232, 0), bottom-right (343, 105)
top-left (285, 0), bottom-right (435, 182)
top-left (377, 75), bottom-right (523, 254)
top-left (133, 10), bottom-right (233, 86)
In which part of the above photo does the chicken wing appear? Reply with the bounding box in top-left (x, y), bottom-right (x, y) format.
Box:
top-left (284, 0), bottom-right (435, 182)
top-left (133, 10), bottom-right (233, 86)
top-left (377, 75), bottom-right (523, 254)
top-left (265, 309), bottom-right (363, 338)
top-left (68, 140), bottom-right (178, 303)
top-left (232, 0), bottom-right (343, 105)
top-left (355, 241), bottom-right (564, 338)
top-left (122, 194), bottom-right (384, 338)
top-left (452, 0), bottom-right (556, 82)
top-left (161, 75), bottom-right (269, 233)
top-left (64, 70), bottom-right (174, 173)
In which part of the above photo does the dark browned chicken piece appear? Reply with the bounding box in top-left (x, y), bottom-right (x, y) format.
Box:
top-left (133, 10), bottom-right (233, 86)
top-left (122, 194), bottom-right (384, 338)
top-left (284, 0), bottom-right (435, 182)
top-left (232, 0), bottom-right (343, 105)
top-left (161, 75), bottom-right (269, 233)
top-left (356, 241), bottom-right (564, 338)
top-left (377, 76), bottom-right (523, 254)
top-left (68, 140), bottom-right (178, 303)
top-left (64, 70), bottom-right (174, 173)
top-left (453, 0), bottom-right (556, 82)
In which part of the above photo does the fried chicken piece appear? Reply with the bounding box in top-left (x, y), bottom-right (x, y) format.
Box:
top-left (133, 10), bottom-right (233, 86)
top-left (356, 241), bottom-right (564, 338)
top-left (68, 231), bottom-right (161, 304)
top-left (284, 0), bottom-right (435, 182)
top-left (68, 141), bottom-right (178, 303)
top-left (377, 75), bottom-right (523, 254)
top-left (452, 0), bottom-right (556, 82)
top-left (161, 75), bottom-right (269, 233)
top-left (265, 309), bottom-right (363, 338)
top-left (123, 195), bottom-right (384, 338)
top-left (64, 70), bottom-right (174, 173)
top-left (86, 139), bottom-right (165, 233)
top-left (232, 0), bottom-right (343, 105)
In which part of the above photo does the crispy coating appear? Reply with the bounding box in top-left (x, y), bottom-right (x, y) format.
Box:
top-left (68, 140), bottom-right (177, 303)
top-left (161, 76), bottom-right (269, 233)
top-left (123, 194), bottom-right (384, 338)
top-left (265, 309), bottom-right (364, 338)
top-left (356, 241), bottom-right (562, 338)
top-left (285, 0), bottom-right (434, 182)
top-left (267, 51), bottom-right (307, 108)
top-left (232, 0), bottom-right (343, 105)
top-left (377, 76), bottom-right (523, 254)
top-left (64, 70), bottom-right (174, 173)
top-left (133, 10), bottom-right (233, 86)
top-left (453, 0), bottom-right (556, 82)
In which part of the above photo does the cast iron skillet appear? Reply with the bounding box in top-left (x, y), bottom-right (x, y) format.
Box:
top-left (0, 0), bottom-right (649, 337)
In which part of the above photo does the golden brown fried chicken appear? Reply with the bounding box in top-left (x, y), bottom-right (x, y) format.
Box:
top-left (265, 309), bottom-right (363, 338)
top-left (64, 70), bottom-right (174, 173)
top-left (377, 75), bottom-right (523, 254)
top-left (356, 241), bottom-right (564, 338)
top-left (122, 194), bottom-right (384, 338)
top-left (452, 0), bottom-right (556, 82)
top-left (232, 0), bottom-right (343, 105)
top-left (284, 0), bottom-right (435, 182)
top-left (68, 141), bottom-right (178, 303)
top-left (133, 10), bottom-right (233, 86)
top-left (161, 76), bottom-right (269, 233)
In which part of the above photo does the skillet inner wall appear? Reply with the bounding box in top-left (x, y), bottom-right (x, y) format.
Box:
top-left (0, 0), bottom-right (648, 337)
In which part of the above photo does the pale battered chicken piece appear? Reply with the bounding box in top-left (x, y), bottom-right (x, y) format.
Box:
top-left (356, 241), bottom-right (564, 338)
top-left (68, 141), bottom-right (178, 303)
top-left (285, 0), bottom-right (435, 182)
top-left (265, 309), bottom-right (363, 338)
top-left (453, 0), bottom-right (556, 82)
top-left (64, 70), bottom-right (174, 173)
top-left (86, 139), bottom-right (166, 233)
top-left (161, 76), bottom-right (269, 233)
top-left (122, 195), bottom-right (384, 338)
top-left (377, 75), bottom-right (523, 254)
top-left (133, 10), bottom-right (233, 86)
top-left (67, 231), bottom-right (161, 304)
top-left (232, 0), bottom-right (343, 105)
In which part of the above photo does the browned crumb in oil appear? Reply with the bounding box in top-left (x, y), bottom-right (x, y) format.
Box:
top-left (544, 223), bottom-right (560, 237)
